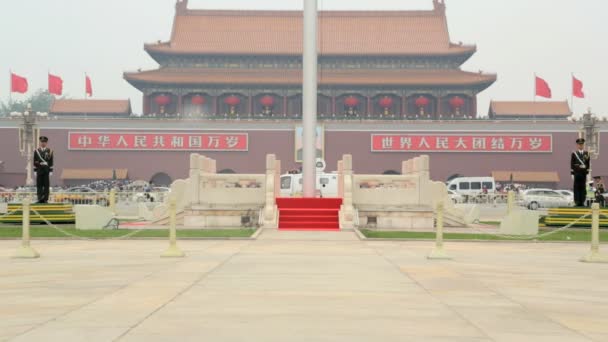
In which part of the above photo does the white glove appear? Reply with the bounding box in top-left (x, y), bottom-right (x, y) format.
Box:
top-left (50, 172), bottom-right (53, 176)
top-left (571, 175), bottom-right (574, 180)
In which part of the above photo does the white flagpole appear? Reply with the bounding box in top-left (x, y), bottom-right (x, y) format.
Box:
top-left (302, 0), bottom-right (318, 198)
top-left (8, 69), bottom-right (12, 105)
top-left (571, 73), bottom-right (575, 116)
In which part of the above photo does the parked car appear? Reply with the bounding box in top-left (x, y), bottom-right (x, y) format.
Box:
top-left (519, 189), bottom-right (573, 210)
top-left (446, 177), bottom-right (496, 196)
top-left (555, 190), bottom-right (575, 206)
top-left (448, 190), bottom-right (465, 204)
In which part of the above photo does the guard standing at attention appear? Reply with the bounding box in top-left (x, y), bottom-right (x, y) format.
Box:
top-left (571, 138), bottom-right (590, 207)
top-left (33, 136), bottom-right (54, 203)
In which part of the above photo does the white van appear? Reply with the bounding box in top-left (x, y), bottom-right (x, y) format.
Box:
top-left (280, 173), bottom-right (338, 198)
top-left (280, 159), bottom-right (338, 197)
top-left (446, 177), bottom-right (496, 195)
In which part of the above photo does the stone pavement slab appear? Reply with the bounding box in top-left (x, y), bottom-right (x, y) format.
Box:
top-left (1, 232), bottom-right (607, 341)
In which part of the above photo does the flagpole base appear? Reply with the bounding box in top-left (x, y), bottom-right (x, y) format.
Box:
top-left (427, 247), bottom-right (452, 260)
top-left (13, 246), bottom-right (40, 259)
top-left (161, 244), bottom-right (185, 258)
top-left (580, 252), bottom-right (608, 264)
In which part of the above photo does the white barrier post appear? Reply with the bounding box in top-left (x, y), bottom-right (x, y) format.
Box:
top-left (507, 190), bottom-right (514, 215)
top-left (161, 195), bottom-right (185, 258)
top-left (13, 198), bottom-right (40, 259)
top-left (109, 188), bottom-right (117, 215)
top-left (580, 203), bottom-right (608, 263)
top-left (428, 202), bottom-right (452, 260)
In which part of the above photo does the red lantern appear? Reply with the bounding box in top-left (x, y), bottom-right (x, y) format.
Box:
top-left (449, 96), bottom-right (465, 109)
top-left (344, 96), bottom-right (360, 107)
top-left (155, 94), bottom-right (171, 106)
top-left (260, 95), bottom-right (275, 107)
top-left (378, 96), bottom-right (394, 109)
top-left (191, 95), bottom-right (206, 105)
top-left (415, 96), bottom-right (429, 108)
top-left (224, 95), bottom-right (241, 106)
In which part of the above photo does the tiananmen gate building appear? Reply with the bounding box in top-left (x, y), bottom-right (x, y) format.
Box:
top-left (0, 0), bottom-right (606, 188)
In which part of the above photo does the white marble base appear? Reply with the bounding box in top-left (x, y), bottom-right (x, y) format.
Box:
top-left (499, 209), bottom-right (539, 236)
top-left (360, 210), bottom-right (434, 230)
top-left (74, 205), bottom-right (116, 230)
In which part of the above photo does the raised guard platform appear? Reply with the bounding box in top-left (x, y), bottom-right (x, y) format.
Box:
top-left (277, 198), bottom-right (342, 231)
top-left (545, 207), bottom-right (608, 228)
top-left (1, 203), bottom-right (75, 224)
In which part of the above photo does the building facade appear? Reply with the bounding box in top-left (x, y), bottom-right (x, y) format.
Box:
top-left (124, 0), bottom-right (496, 120)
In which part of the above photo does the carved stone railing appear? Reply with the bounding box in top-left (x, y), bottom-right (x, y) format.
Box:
top-left (151, 153), bottom-right (280, 228)
top-left (342, 155), bottom-right (469, 229)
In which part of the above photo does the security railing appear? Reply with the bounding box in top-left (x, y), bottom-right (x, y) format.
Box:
top-left (0, 191), bottom-right (170, 207)
top-left (452, 193), bottom-right (523, 205)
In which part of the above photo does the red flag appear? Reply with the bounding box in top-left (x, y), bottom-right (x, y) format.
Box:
top-left (85, 75), bottom-right (93, 97)
top-left (48, 73), bottom-right (63, 96)
top-left (535, 76), bottom-right (552, 98)
top-left (573, 76), bottom-right (585, 98)
top-left (10, 73), bottom-right (28, 94)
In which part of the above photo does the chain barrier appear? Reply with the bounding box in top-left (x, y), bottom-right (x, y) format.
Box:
top-left (30, 208), bottom-right (144, 240)
top-left (0, 208), bottom-right (23, 219)
top-left (467, 211), bottom-right (593, 241)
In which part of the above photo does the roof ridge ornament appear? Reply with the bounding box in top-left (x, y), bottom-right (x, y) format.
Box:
top-left (433, 0), bottom-right (446, 13)
top-left (176, 0), bottom-right (188, 15)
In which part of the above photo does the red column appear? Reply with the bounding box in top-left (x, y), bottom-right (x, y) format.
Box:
top-left (142, 94), bottom-right (150, 115)
top-left (248, 95), bottom-right (253, 116)
top-left (283, 96), bottom-right (288, 117)
top-left (331, 96), bottom-right (336, 116)
top-left (436, 96), bottom-right (442, 120)
top-left (177, 95), bottom-right (183, 116)
top-left (471, 96), bottom-right (477, 118)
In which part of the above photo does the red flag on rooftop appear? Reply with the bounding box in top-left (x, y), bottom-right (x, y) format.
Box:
top-left (535, 76), bottom-right (552, 98)
top-left (10, 73), bottom-right (28, 94)
top-left (85, 75), bottom-right (93, 97)
top-left (48, 73), bottom-right (63, 96)
top-left (572, 76), bottom-right (585, 98)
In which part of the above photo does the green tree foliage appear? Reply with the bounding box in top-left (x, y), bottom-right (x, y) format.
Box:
top-left (0, 89), bottom-right (59, 116)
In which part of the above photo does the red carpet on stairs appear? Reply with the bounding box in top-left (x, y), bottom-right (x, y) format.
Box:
top-left (277, 198), bottom-right (342, 231)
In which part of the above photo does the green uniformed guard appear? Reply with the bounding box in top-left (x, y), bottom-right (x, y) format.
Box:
top-left (33, 136), bottom-right (54, 203)
top-left (570, 138), bottom-right (590, 207)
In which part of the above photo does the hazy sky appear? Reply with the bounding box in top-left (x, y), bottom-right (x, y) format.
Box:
top-left (1, 0), bottom-right (607, 117)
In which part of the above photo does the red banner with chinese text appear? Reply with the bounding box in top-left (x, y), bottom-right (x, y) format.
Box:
top-left (68, 132), bottom-right (248, 151)
top-left (371, 134), bottom-right (552, 153)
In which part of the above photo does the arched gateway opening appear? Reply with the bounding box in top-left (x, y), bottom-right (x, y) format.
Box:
top-left (150, 172), bottom-right (172, 186)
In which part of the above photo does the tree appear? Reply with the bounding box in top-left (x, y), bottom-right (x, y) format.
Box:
top-left (0, 89), bottom-right (58, 116)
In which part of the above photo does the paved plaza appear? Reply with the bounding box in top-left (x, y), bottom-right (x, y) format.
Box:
top-left (2, 230), bottom-right (608, 341)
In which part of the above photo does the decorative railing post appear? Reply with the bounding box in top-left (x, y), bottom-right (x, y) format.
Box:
top-left (189, 154), bottom-right (201, 206)
top-left (337, 160), bottom-right (344, 198)
top-left (264, 154), bottom-right (278, 228)
top-left (340, 154), bottom-right (355, 229)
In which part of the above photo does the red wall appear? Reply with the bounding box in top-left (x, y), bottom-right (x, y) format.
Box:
top-left (0, 127), bottom-right (605, 189)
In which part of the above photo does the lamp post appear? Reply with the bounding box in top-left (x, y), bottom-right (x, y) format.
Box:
top-left (579, 109), bottom-right (600, 185)
top-left (13, 104), bottom-right (46, 186)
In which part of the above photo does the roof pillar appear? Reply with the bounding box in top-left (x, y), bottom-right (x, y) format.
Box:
top-left (176, 0), bottom-right (188, 15)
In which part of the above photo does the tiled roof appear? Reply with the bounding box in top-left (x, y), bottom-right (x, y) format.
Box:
top-left (144, 6), bottom-right (476, 56)
top-left (492, 171), bottom-right (560, 183)
top-left (489, 101), bottom-right (571, 117)
top-left (50, 100), bottom-right (132, 115)
top-left (61, 169), bottom-right (128, 180)
top-left (124, 68), bottom-right (496, 87)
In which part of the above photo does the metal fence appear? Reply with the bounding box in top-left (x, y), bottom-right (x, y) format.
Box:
top-left (0, 191), bottom-right (170, 207)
